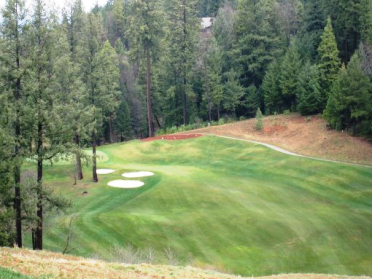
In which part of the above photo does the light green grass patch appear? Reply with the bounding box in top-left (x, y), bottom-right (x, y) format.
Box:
top-left (32, 136), bottom-right (372, 277)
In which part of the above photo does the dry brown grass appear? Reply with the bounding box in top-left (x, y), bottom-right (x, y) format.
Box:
top-left (0, 248), bottom-right (370, 279)
top-left (193, 114), bottom-right (372, 166)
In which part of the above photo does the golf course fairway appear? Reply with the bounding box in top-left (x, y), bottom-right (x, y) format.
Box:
top-left (38, 136), bottom-right (372, 277)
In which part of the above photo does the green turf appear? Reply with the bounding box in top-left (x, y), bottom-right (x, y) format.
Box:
top-left (33, 136), bottom-right (372, 276)
top-left (0, 267), bottom-right (35, 279)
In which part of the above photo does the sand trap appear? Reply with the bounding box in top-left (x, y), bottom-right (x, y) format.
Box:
top-left (97, 169), bottom-right (115, 174)
top-left (122, 171), bottom-right (154, 178)
top-left (107, 180), bottom-right (144, 188)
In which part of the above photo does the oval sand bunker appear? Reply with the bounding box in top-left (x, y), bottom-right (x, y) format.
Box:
top-left (97, 169), bottom-right (115, 174)
top-left (122, 171), bottom-right (154, 178)
top-left (107, 180), bottom-right (144, 188)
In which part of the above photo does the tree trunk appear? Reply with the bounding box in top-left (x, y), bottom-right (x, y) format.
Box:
top-left (35, 121), bottom-right (43, 250)
top-left (217, 105), bottom-right (220, 121)
top-left (92, 130), bottom-right (98, 183)
top-left (14, 10), bottom-right (22, 246)
top-left (109, 113), bottom-right (114, 143)
top-left (14, 82), bottom-right (22, 248)
top-left (74, 132), bottom-right (83, 180)
top-left (182, 0), bottom-right (187, 125)
top-left (146, 48), bottom-right (154, 137)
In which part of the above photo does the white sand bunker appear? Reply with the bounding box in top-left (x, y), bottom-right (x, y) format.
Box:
top-left (122, 171), bottom-right (154, 178)
top-left (107, 180), bottom-right (144, 188)
top-left (97, 169), bottom-right (115, 174)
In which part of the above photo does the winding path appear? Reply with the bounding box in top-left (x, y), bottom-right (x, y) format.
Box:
top-left (202, 134), bottom-right (372, 168)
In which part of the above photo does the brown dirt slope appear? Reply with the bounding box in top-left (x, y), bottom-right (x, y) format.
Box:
top-left (193, 114), bottom-right (372, 166)
top-left (0, 248), bottom-right (370, 279)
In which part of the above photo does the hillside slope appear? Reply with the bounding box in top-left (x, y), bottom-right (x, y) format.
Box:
top-left (193, 114), bottom-right (372, 166)
top-left (0, 248), bottom-right (371, 279)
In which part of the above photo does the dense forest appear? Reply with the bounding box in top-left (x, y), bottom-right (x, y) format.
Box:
top-left (0, 0), bottom-right (372, 250)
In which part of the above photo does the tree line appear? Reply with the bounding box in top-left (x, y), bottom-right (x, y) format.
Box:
top-left (0, 0), bottom-right (372, 250)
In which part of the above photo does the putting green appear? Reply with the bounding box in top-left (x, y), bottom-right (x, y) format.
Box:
top-left (40, 136), bottom-right (372, 277)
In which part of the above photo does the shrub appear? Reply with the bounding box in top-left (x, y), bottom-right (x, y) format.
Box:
top-left (239, 116), bottom-right (245, 121)
top-left (283, 109), bottom-right (291, 116)
top-left (255, 108), bottom-right (264, 131)
top-left (218, 118), bottom-right (225, 125)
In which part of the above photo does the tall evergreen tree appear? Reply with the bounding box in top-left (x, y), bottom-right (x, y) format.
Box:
top-left (80, 12), bottom-right (105, 182)
top-left (324, 52), bottom-right (372, 134)
top-left (27, 0), bottom-right (72, 250)
top-left (128, 0), bottom-right (163, 137)
top-left (317, 17), bottom-right (341, 107)
top-left (297, 62), bottom-right (322, 115)
top-left (262, 59), bottom-right (282, 114)
top-left (94, 41), bottom-right (121, 143)
top-left (233, 0), bottom-right (283, 87)
top-left (279, 40), bottom-right (303, 111)
top-left (0, 0), bottom-right (29, 248)
top-left (223, 70), bottom-right (245, 117)
top-left (163, 0), bottom-right (199, 125)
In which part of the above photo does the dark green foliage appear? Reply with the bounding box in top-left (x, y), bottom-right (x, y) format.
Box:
top-left (317, 18), bottom-right (341, 103)
top-left (297, 62), bottom-right (322, 116)
top-left (223, 70), bottom-right (245, 116)
top-left (279, 40), bottom-right (303, 111)
top-left (262, 59), bottom-right (282, 114)
top-left (233, 0), bottom-right (284, 87)
top-left (324, 52), bottom-right (372, 134)
top-left (113, 99), bottom-right (134, 141)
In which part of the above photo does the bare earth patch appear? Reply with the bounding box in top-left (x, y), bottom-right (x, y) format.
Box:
top-left (0, 248), bottom-right (370, 279)
top-left (191, 114), bottom-right (372, 166)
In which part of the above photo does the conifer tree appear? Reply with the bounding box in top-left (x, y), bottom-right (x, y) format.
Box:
top-left (27, 0), bottom-right (74, 250)
top-left (324, 53), bottom-right (372, 133)
top-left (297, 62), bottom-right (322, 115)
top-left (113, 98), bottom-right (134, 141)
top-left (317, 17), bottom-right (341, 106)
top-left (94, 41), bottom-right (121, 143)
top-left (360, 0), bottom-right (372, 44)
top-left (223, 70), bottom-right (245, 117)
top-left (128, 0), bottom-right (163, 137)
top-left (279, 40), bottom-right (303, 111)
top-left (163, 0), bottom-right (199, 125)
top-left (233, 0), bottom-right (283, 87)
top-left (80, 12), bottom-right (105, 182)
top-left (262, 59), bottom-right (282, 114)
top-left (0, 0), bottom-right (29, 248)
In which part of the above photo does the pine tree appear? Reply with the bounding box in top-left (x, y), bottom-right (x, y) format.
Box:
top-left (163, 0), bottom-right (199, 125)
top-left (62, 0), bottom-right (89, 181)
top-left (79, 12), bottom-right (105, 182)
top-left (324, 52), bottom-right (372, 133)
top-left (262, 59), bottom-right (282, 114)
top-left (297, 62), bottom-right (322, 115)
top-left (279, 40), bottom-right (303, 111)
top-left (27, 0), bottom-right (74, 250)
top-left (113, 98), bottom-right (134, 141)
top-left (223, 70), bottom-right (245, 117)
top-left (300, 0), bottom-right (326, 61)
top-left (233, 0), bottom-right (283, 87)
top-left (0, 0), bottom-right (29, 248)
top-left (360, 0), bottom-right (372, 44)
top-left (93, 41), bottom-right (121, 143)
top-left (317, 17), bottom-right (341, 106)
top-left (128, 0), bottom-right (164, 137)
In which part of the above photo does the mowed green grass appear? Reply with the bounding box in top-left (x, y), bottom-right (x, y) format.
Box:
top-left (36, 136), bottom-right (372, 276)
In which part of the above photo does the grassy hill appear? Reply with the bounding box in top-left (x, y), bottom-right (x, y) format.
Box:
top-left (194, 114), bottom-right (372, 165)
top-left (1, 248), bottom-right (371, 279)
top-left (17, 134), bottom-right (372, 277)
